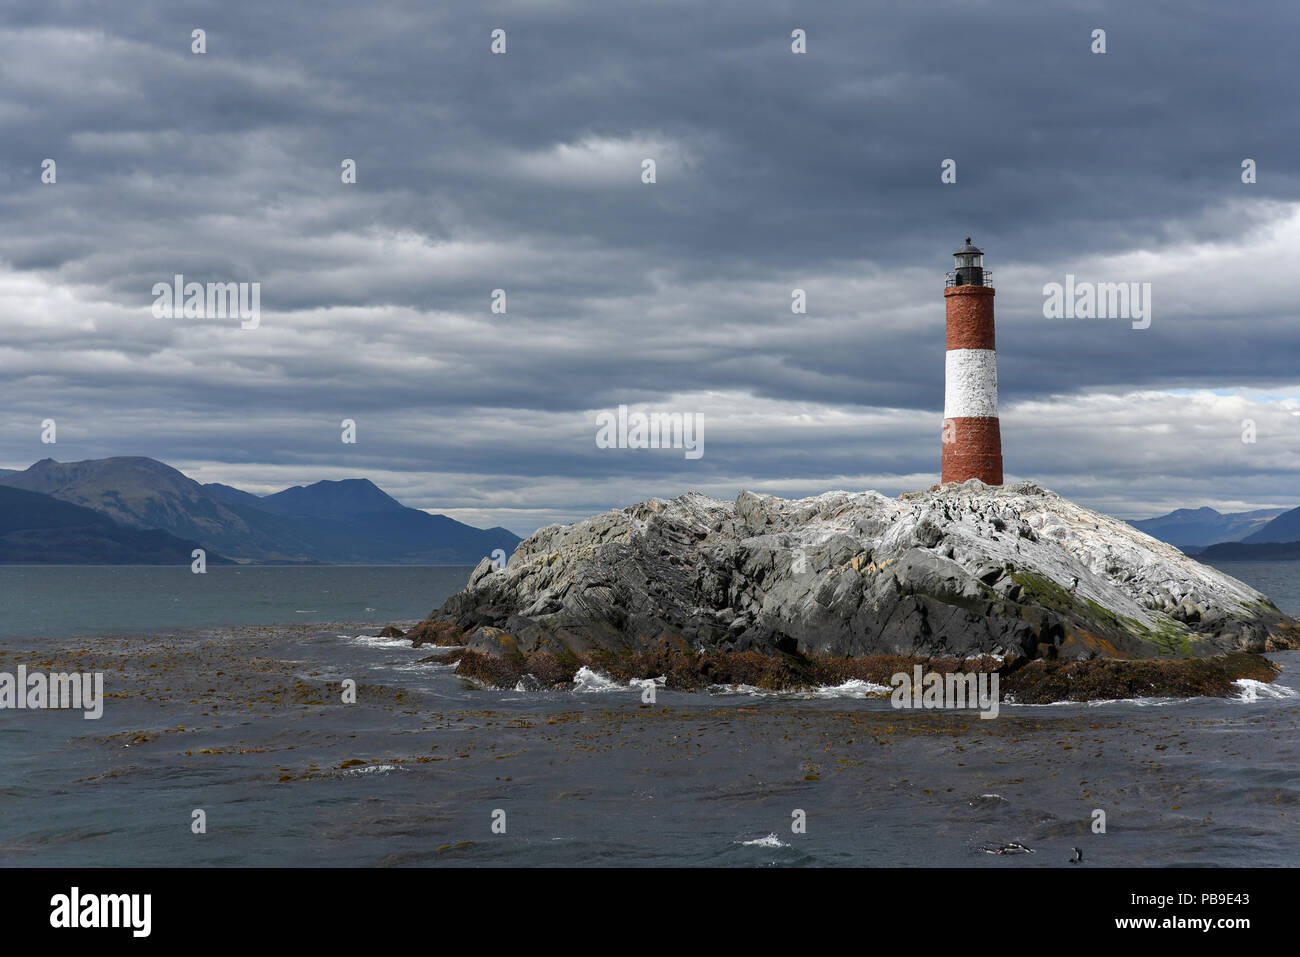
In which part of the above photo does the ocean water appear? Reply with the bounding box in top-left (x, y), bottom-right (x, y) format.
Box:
top-left (0, 561), bottom-right (1297, 867)
top-left (1202, 560), bottom-right (1300, 615)
top-left (0, 565), bottom-right (474, 640)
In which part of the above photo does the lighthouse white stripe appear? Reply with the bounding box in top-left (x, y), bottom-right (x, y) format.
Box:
top-left (944, 348), bottom-right (999, 418)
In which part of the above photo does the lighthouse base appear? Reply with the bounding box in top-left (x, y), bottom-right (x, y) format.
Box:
top-left (941, 416), bottom-right (1003, 485)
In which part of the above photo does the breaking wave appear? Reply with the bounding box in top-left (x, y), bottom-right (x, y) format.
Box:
top-left (570, 667), bottom-right (667, 694)
top-left (1233, 678), bottom-right (1298, 702)
top-left (709, 678), bottom-right (891, 699)
top-left (739, 833), bottom-right (790, 848)
top-left (336, 633), bottom-right (417, 650)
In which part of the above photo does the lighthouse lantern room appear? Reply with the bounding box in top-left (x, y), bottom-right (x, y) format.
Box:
top-left (947, 237), bottom-right (988, 288)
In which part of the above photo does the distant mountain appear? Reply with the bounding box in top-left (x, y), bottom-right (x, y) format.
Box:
top-left (0, 457), bottom-right (320, 561)
top-left (211, 476), bottom-right (519, 564)
top-left (203, 482), bottom-right (271, 511)
top-left (0, 485), bottom-right (229, 564)
top-left (1128, 506), bottom-right (1288, 548)
top-left (1243, 505), bottom-right (1300, 544)
top-left (259, 478), bottom-right (405, 521)
top-left (0, 457), bottom-right (519, 564)
top-left (1199, 539), bottom-right (1300, 561)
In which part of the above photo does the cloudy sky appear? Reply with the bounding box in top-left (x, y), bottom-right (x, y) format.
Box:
top-left (1, 0), bottom-right (1297, 536)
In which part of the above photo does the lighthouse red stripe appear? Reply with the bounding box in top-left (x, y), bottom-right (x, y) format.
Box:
top-left (944, 286), bottom-right (996, 351)
top-left (942, 416), bottom-right (1004, 485)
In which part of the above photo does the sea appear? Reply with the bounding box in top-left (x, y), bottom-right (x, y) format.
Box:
top-left (0, 560), bottom-right (1297, 867)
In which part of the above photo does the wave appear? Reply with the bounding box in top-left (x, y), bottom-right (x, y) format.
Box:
top-left (739, 833), bottom-right (790, 848)
top-left (335, 633), bottom-right (417, 650)
top-left (571, 667), bottom-right (667, 694)
top-left (1005, 682), bottom-right (1298, 708)
top-left (809, 678), bottom-right (892, 698)
top-left (1233, 678), bottom-right (1298, 702)
top-left (1004, 696), bottom-right (1193, 708)
top-left (708, 678), bottom-right (891, 699)
top-left (571, 667), bottom-right (624, 693)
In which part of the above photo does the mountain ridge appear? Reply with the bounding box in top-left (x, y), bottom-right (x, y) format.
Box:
top-left (0, 485), bottom-right (232, 565)
top-left (0, 457), bottom-right (519, 564)
top-left (1243, 505), bottom-right (1300, 545)
top-left (1127, 505), bottom-right (1288, 548)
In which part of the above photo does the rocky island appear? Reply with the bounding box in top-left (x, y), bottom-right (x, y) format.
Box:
top-left (402, 481), bottom-right (1299, 702)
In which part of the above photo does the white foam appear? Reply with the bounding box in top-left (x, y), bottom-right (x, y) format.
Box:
top-left (1005, 696), bottom-right (1190, 708)
top-left (569, 668), bottom-right (667, 694)
top-left (740, 833), bottom-right (789, 848)
top-left (1087, 696), bottom-right (1192, 708)
top-left (707, 679), bottom-right (890, 699)
top-left (809, 679), bottom-right (892, 698)
top-left (571, 667), bottom-right (623, 693)
top-left (708, 683), bottom-right (764, 696)
top-left (345, 764), bottom-right (400, 775)
top-left (337, 634), bottom-right (416, 650)
top-left (1233, 678), bottom-right (1298, 702)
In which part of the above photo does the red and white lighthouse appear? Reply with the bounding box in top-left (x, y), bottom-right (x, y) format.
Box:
top-left (941, 238), bottom-right (1003, 485)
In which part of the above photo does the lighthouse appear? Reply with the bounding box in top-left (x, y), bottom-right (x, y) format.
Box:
top-left (941, 238), bottom-right (1003, 485)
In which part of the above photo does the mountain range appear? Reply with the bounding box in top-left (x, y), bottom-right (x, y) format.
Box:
top-left (1196, 540), bottom-right (1300, 561)
top-left (1241, 506), bottom-right (1300, 544)
top-left (0, 457), bottom-right (519, 565)
top-left (1129, 504), bottom-right (1300, 559)
top-left (1, 455), bottom-right (1294, 564)
top-left (1192, 505), bottom-right (1300, 560)
top-left (0, 484), bottom-right (227, 565)
top-left (1127, 506), bottom-right (1288, 548)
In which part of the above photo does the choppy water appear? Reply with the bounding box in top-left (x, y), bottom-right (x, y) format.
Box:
top-left (0, 561), bottom-right (1298, 867)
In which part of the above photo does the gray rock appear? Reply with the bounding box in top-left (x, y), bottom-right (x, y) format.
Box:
top-left (427, 483), bottom-right (1293, 661)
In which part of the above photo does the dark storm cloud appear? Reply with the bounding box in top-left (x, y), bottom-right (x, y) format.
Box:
top-left (0, 0), bottom-right (1297, 533)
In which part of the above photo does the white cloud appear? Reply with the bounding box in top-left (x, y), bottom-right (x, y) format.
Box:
top-left (506, 133), bottom-right (695, 186)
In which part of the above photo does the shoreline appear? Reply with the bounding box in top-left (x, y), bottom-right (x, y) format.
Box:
top-left (2, 617), bottom-right (1292, 706)
top-left (401, 629), bottom-right (1287, 703)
